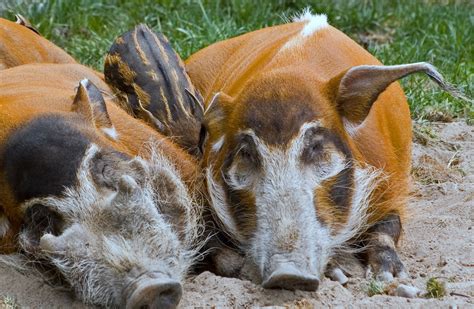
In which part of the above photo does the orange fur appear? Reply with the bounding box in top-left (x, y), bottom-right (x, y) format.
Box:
top-left (0, 63), bottom-right (199, 253)
top-left (186, 21), bottom-right (411, 231)
top-left (0, 18), bottom-right (76, 69)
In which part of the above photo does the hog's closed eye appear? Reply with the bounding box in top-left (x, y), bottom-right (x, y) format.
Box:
top-left (238, 146), bottom-right (252, 160)
top-left (310, 141), bottom-right (323, 153)
top-left (302, 137), bottom-right (326, 163)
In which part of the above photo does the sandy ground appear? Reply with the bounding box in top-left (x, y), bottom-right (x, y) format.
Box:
top-left (1, 121), bottom-right (473, 308)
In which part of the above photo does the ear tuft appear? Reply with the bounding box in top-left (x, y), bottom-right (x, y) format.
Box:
top-left (204, 92), bottom-right (233, 125)
top-left (15, 14), bottom-right (40, 35)
top-left (72, 79), bottom-right (113, 130)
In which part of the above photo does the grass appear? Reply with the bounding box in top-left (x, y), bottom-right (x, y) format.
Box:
top-left (426, 277), bottom-right (447, 298)
top-left (1, 0), bottom-right (472, 120)
top-left (366, 279), bottom-right (385, 297)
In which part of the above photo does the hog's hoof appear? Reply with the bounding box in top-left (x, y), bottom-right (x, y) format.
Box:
top-left (326, 267), bottom-right (349, 285)
top-left (262, 264), bottom-right (320, 291)
top-left (366, 246), bottom-right (408, 282)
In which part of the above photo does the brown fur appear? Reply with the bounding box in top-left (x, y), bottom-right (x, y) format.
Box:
top-left (186, 20), bottom-right (413, 275)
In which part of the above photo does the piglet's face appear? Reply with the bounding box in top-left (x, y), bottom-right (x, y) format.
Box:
top-left (20, 145), bottom-right (198, 308)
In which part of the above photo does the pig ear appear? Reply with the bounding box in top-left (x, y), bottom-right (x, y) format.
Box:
top-left (202, 92), bottom-right (233, 135)
top-left (72, 79), bottom-right (114, 132)
top-left (334, 62), bottom-right (470, 124)
top-left (15, 14), bottom-right (40, 35)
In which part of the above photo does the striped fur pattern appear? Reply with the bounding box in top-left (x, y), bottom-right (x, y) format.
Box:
top-left (104, 24), bottom-right (204, 156)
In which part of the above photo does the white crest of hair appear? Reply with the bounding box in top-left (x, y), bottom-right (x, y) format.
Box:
top-left (280, 8), bottom-right (329, 51)
top-left (0, 214), bottom-right (10, 238)
top-left (292, 8), bottom-right (329, 37)
top-left (206, 166), bottom-right (245, 244)
top-left (101, 126), bottom-right (119, 140)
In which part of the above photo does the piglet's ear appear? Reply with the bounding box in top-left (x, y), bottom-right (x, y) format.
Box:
top-left (333, 62), bottom-right (469, 124)
top-left (72, 79), bottom-right (113, 130)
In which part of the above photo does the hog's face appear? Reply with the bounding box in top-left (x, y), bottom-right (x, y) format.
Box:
top-left (203, 81), bottom-right (380, 290)
top-left (19, 144), bottom-right (198, 308)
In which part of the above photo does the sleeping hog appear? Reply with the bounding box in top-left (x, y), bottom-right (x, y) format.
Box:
top-left (0, 46), bottom-right (201, 309)
top-left (183, 10), bottom-right (467, 290)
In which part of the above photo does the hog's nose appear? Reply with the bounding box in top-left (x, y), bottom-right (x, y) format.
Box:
top-left (262, 262), bottom-right (320, 291)
top-left (126, 278), bottom-right (182, 309)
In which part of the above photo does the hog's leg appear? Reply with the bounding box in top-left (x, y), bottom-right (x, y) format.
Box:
top-left (362, 213), bottom-right (408, 281)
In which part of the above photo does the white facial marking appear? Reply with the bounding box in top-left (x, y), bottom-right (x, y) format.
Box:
top-left (101, 126), bottom-right (119, 141)
top-left (330, 166), bottom-right (382, 252)
top-left (206, 166), bottom-right (244, 244)
top-left (208, 120), bottom-right (383, 281)
top-left (16, 143), bottom-right (200, 307)
top-left (0, 214), bottom-right (10, 238)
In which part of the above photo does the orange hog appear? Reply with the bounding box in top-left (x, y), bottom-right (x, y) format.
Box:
top-left (186, 11), bottom-right (462, 290)
top-left (0, 18), bottom-right (200, 308)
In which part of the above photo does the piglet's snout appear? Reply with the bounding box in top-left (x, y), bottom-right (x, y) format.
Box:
top-left (125, 273), bottom-right (182, 309)
top-left (262, 254), bottom-right (320, 291)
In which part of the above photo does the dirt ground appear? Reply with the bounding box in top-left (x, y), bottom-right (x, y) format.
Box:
top-left (1, 121), bottom-right (473, 308)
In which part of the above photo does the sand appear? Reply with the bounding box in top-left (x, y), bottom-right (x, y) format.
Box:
top-left (1, 121), bottom-right (473, 308)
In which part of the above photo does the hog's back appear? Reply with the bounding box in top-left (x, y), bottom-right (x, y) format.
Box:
top-left (0, 18), bottom-right (76, 70)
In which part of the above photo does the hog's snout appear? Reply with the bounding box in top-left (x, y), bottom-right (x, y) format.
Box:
top-left (125, 274), bottom-right (182, 309)
top-left (261, 255), bottom-right (320, 291)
